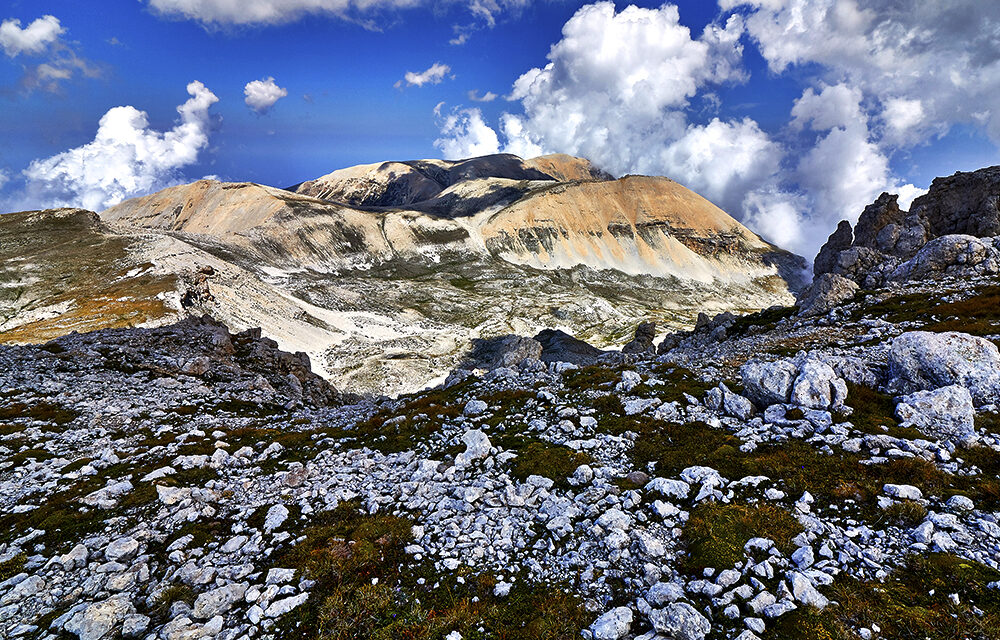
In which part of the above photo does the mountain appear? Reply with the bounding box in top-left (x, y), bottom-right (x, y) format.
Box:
top-left (3, 165), bottom-right (1000, 640)
top-left (8, 154), bottom-right (804, 395)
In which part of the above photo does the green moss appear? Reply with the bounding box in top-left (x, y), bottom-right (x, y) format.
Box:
top-left (270, 502), bottom-right (588, 640)
top-left (0, 553), bottom-right (27, 580)
top-left (767, 554), bottom-right (1000, 640)
top-left (682, 502), bottom-right (802, 572)
top-left (508, 442), bottom-right (591, 489)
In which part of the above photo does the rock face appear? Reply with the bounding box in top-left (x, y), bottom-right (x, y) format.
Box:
top-left (796, 273), bottom-right (858, 318)
top-left (812, 165), bottom-right (1000, 288)
top-left (887, 331), bottom-right (1000, 405)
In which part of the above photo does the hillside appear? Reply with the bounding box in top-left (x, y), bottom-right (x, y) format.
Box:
top-left (2, 165), bottom-right (1000, 640)
top-left (5, 154), bottom-right (805, 396)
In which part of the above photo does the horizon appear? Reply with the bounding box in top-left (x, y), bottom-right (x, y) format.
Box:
top-left (2, 1), bottom-right (1000, 258)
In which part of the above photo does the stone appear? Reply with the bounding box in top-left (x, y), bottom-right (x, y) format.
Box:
top-left (720, 384), bottom-right (754, 420)
top-left (947, 495), bottom-right (975, 512)
top-left (64, 594), bottom-right (135, 640)
top-left (534, 329), bottom-right (607, 366)
top-left (788, 572), bottom-right (829, 609)
top-left (797, 273), bottom-right (858, 318)
top-left (790, 359), bottom-right (848, 411)
top-left (887, 331), bottom-right (1000, 405)
top-left (895, 385), bottom-right (977, 446)
top-left (104, 537), bottom-right (139, 563)
top-left (645, 477), bottom-right (691, 500)
top-left (62, 543), bottom-right (90, 571)
top-left (741, 360), bottom-right (798, 407)
top-left (455, 429), bottom-right (492, 467)
top-left (890, 234), bottom-right (997, 282)
top-left (854, 193), bottom-right (906, 251)
top-left (646, 582), bottom-right (685, 606)
top-left (595, 508), bottom-right (632, 532)
top-left (590, 606), bottom-right (633, 640)
top-left (650, 603), bottom-right (711, 640)
top-left (264, 592), bottom-right (309, 618)
top-left (121, 614), bottom-right (150, 637)
top-left (192, 583), bottom-right (248, 619)
top-left (910, 165), bottom-right (1000, 239)
top-left (463, 400), bottom-right (488, 417)
top-left (264, 504), bottom-right (290, 532)
top-left (884, 484), bottom-right (924, 501)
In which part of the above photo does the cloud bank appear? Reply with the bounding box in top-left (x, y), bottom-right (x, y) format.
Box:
top-left (244, 76), bottom-right (288, 114)
top-left (11, 81), bottom-right (218, 212)
top-left (0, 15), bottom-right (64, 56)
top-left (434, 0), bottom-right (1000, 258)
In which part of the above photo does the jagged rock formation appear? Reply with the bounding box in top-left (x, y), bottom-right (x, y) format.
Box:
top-left (812, 165), bottom-right (1000, 289)
top-left (4, 154), bottom-right (804, 396)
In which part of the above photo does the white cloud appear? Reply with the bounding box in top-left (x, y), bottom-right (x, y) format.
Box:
top-left (399, 62), bottom-right (451, 88)
top-left (0, 169), bottom-right (9, 191)
top-left (434, 107), bottom-right (500, 159)
top-left (146, 0), bottom-right (526, 28)
top-left (0, 15), bottom-right (64, 57)
top-left (16, 81), bottom-right (219, 212)
top-left (791, 84), bottom-right (864, 132)
top-left (468, 89), bottom-right (497, 102)
top-left (244, 76), bottom-right (288, 114)
top-left (724, 0), bottom-right (1000, 145)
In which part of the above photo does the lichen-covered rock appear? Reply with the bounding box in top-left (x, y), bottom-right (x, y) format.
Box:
top-left (650, 602), bottom-right (711, 640)
top-left (887, 331), bottom-right (1000, 405)
top-left (741, 359), bottom-right (798, 407)
top-left (797, 273), bottom-right (858, 317)
top-left (590, 606), bottom-right (633, 640)
top-left (895, 385), bottom-right (977, 446)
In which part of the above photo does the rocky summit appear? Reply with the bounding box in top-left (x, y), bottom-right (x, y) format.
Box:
top-left (3, 164), bottom-right (1000, 640)
top-left (3, 153), bottom-right (802, 397)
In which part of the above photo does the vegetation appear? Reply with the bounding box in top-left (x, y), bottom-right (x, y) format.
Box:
top-left (853, 285), bottom-right (1000, 336)
top-left (682, 502), bottom-right (802, 572)
top-left (0, 552), bottom-right (27, 581)
top-left (767, 554), bottom-right (1000, 640)
top-left (271, 502), bottom-right (588, 640)
top-left (508, 442), bottom-right (590, 489)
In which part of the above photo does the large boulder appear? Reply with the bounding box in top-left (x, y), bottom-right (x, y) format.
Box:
top-left (797, 273), bottom-right (858, 317)
top-left (741, 356), bottom-right (848, 411)
top-left (534, 329), bottom-right (607, 366)
top-left (741, 359), bottom-right (799, 407)
top-left (895, 385), bottom-right (978, 447)
top-left (887, 331), bottom-right (1000, 405)
top-left (460, 335), bottom-right (542, 371)
top-left (650, 603), bottom-right (711, 640)
top-left (590, 607), bottom-right (633, 640)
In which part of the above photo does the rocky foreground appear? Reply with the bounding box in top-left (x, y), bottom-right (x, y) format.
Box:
top-left (3, 168), bottom-right (1000, 640)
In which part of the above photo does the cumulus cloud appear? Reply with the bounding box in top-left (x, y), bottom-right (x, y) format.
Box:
top-left (0, 15), bottom-right (64, 57)
top-left (0, 14), bottom-right (99, 92)
top-left (13, 81), bottom-right (219, 212)
top-left (244, 76), bottom-right (288, 114)
top-left (434, 107), bottom-right (499, 159)
top-left (397, 62), bottom-right (451, 88)
top-left (724, 0), bottom-right (1000, 144)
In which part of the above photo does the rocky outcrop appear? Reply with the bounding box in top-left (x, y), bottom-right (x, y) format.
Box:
top-left (459, 335), bottom-right (543, 371)
top-left (534, 329), bottom-right (608, 366)
top-left (741, 355), bottom-right (848, 412)
top-left (622, 322), bottom-right (657, 355)
top-left (796, 273), bottom-right (858, 318)
top-left (812, 165), bottom-right (1000, 288)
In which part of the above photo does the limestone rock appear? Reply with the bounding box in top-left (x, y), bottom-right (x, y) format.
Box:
top-left (591, 607), bottom-right (633, 640)
top-left (622, 322), bottom-right (657, 355)
top-left (461, 335), bottom-right (542, 371)
top-left (888, 331), bottom-right (1000, 405)
top-left (813, 220), bottom-right (853, 278)
top-left (64, 594), bottom-right (135, 640)
top-left (895, 385), bottom-right (977, 446)
top-left (650, 603), bottom-right (711, 640)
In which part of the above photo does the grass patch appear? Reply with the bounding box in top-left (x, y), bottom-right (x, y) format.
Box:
top-left (563, 366), bottom-right (619, 391)
top-left (508, 442), bottom-right (590, 489)
top-left (0, 401), bottom-right (79, 426)
top-left (767, 553), bottom-right (1000, 640)
top-left (0, 553), bottom-right (27, 580)
top-left (270, 502), bottom-right (588, 640)
top-left (151, 584), bottom-right (195, 620)
top-left (681, 502), bottom-right (802, 572)
top-left (852, 286), bottom-right (1000, 337)
top-left (727, 306), bottom-right (799, 337)
top-left (845, 383), bottom-right (924, 440)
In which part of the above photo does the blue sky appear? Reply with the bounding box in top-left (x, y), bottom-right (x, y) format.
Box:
top-left (2, 0), bottom-right (999, 257)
